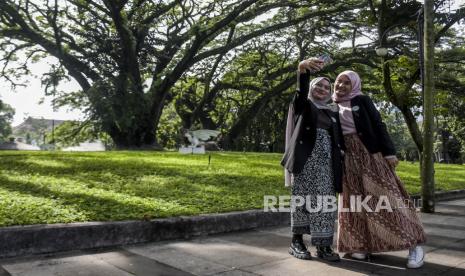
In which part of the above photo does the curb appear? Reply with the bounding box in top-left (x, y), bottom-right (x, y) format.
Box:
top-left (1, 189), bottom-right (464, 259)
top-left (0, 209), bottom-right (288, 259)
top-left (411, 189), bottom-right (465, 201)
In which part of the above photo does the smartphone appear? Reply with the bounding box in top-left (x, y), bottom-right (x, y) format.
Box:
top-left (318, 54), bottom-right (333, 65)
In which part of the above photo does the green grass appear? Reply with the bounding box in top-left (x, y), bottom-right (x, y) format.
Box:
top-left (396, 161), bottom-right (465, 194)
top-left (0, 151), bottom-right (464, 227)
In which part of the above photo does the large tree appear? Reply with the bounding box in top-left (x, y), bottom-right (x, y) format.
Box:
top-left (372, 0), bottom-right (465, 154)
top-left (0, 0), bottom-right (357, 149)
top-left (354, 0), bottom-right (465, 212)
top-left (172, 4), bottom-right (371, 150)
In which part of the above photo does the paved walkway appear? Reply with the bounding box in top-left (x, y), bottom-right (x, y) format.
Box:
top-left (1, 198), bottom-right (465, 276)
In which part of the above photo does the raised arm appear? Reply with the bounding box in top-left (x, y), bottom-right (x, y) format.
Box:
top-left (293, 58), bottom-right (324, 114)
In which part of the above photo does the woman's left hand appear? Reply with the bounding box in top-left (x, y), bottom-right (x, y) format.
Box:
top-left (298, 58), bottom-right (324, 73)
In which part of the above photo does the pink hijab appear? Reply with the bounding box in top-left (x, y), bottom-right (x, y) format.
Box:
top-left (332, 70), bottom-right (362, 103)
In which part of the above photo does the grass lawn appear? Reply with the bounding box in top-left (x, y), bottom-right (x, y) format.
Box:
top-left (0, 151), bottom-right (464, 227)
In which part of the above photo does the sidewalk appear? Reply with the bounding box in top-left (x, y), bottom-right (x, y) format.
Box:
top-left (1, 198), bottom-right (465, 276)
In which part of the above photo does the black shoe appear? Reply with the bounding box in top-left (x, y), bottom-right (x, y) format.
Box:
top-left (316, 246), bottom-right (340, 262)
top-left (289, 238), bottom-right (312, 260)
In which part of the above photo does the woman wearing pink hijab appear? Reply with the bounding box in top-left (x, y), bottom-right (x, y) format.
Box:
top-left (333, 70), bottom-right (426, 268)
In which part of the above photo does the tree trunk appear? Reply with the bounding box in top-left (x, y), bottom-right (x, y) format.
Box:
top-left (222, 96), bottom-right (271, 150)
top-left (109, 131), bottom-right (161, 150)
top-left (199, 110), bottom-right (218, 130)
top-left (106, 113), bottom-right (162, 150)
top-left (222, 78), bottom-right (294, 149)
top-left (399, 106), bottom-right (423, 153)
top-left (421, 0), bottom-right (435, 213)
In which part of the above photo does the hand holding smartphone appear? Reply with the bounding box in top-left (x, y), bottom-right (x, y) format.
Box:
top-left (299, 54), bottom-right (332, 73)
top-left (318, 54), bottom-right (333, 66)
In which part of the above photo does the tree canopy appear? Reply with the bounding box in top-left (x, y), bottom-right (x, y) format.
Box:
top-left (0, 0), bottom-right (361, 148)
top-left (1, 0), bottom-right (464, 155)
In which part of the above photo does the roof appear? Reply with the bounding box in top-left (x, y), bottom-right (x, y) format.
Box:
top-left (12, 117), bottom-right (68, 135)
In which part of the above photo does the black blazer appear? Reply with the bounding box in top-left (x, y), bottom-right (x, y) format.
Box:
top-left (347, 95), bottom-right (396, 157)
top-left (281, 70), bottom-right (344, 193)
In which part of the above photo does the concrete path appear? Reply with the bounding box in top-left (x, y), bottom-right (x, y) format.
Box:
top-left (1, 198), bottom-right (465, 276)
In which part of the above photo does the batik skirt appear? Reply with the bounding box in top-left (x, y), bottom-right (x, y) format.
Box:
top-left (337, 133), bottom-right (426, 253)
top-left (291, 128), bottom-right (336, 246)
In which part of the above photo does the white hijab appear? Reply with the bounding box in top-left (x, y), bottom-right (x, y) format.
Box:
top-left (284, 77), bottom-right (333, 186)
top-left (307, 77), bottom-right (333, 109)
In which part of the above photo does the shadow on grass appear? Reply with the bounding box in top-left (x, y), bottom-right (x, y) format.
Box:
top-left (1, 153), bottom-right (283, 191)
top-left (0, 153), bottom-right (288, 226)
top-left (0, 174), bottom-right (193, 222)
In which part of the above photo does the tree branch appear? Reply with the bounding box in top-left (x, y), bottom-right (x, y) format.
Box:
top-left (191, 4), bottom-right (359, 64)
top-left (103, 0), bottom-right (143, 93)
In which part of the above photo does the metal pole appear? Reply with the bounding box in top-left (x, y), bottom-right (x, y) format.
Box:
top-left (52, 119), bottom-right (55, 145)
top-left (421, 0), bottom-right (435, 213)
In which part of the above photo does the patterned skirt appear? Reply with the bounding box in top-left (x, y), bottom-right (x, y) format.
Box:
top-left (291, 128), bottom-right (336, 246)
top-left (337, 134), bottom-right (426, 253)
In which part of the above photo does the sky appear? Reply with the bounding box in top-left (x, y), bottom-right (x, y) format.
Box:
top-left (0, 58), bottom-right (83, 127)
top-left (1, 0), bottom-right (464, 127)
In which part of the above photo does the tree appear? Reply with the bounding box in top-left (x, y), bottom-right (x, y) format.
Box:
top-left (357, 0), bottom-right (465, 213)
top-left (353, 0), bottom-right (465, 157)
top-left (0, 99), bottom-right (14, 142)
top-left (435, 46), bottom-right (465, 163)
top-left (381, 111), bottom-right (419, 161)
top-left (172, 3), bottom-right (372, 150)
top-left (0, 0), bottom-right (358, 149)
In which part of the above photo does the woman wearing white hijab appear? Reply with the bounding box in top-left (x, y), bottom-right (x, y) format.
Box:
top-left (281, 58), bottom-right (344, 261)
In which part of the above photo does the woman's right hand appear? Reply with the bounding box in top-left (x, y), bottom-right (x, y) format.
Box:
top-left (298, 58), bottom-right (324, 73)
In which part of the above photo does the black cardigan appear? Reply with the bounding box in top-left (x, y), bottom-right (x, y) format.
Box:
top-left (346, 95), bottom-right (396, 157)
top-left (281, 70), bottom-right (344, 193)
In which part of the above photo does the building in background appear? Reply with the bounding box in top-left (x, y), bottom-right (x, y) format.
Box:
top-left (0, 117), bottom-right (105, 151)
